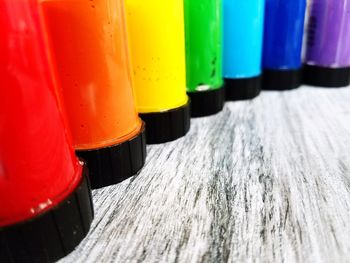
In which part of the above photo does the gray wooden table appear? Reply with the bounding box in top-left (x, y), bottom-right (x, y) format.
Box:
top-left (60, 86), bottom-right (350, 263)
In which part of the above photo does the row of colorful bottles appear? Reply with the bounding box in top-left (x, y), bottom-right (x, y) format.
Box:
top-left (225, 0), bottom-right (350, 96)
top-left (1, 0), bottom-right (350, 262)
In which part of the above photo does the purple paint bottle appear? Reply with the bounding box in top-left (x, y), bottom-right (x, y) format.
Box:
top-left (304, 0), bottom-right (350, 87)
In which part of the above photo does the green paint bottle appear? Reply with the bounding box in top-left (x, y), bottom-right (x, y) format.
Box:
top-left (184, 0), bottom-right (225, 117)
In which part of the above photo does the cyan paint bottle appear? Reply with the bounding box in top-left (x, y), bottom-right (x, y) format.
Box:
top-left (262, 0), bottom-right (307, 90)
top-left (223, 0), bottom-right (265, 100)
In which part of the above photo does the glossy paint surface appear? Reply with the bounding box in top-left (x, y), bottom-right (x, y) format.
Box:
top-left (125, 0), bottom-right (188, 113)
top-left (305, 0), bottom-right (350, 67)
top-left (0, 0), bottom-right (82, 227)
top-left (223, 0), bottom-right (265, 79)
top-left (263, 0), bottom-right (306, 70)
top-left (184, 0), bottom-right (223, 92)
top-left (41, 0), bottom-right (142, 150)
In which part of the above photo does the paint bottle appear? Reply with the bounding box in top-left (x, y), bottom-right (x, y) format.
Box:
top-left (41, 0), bottom-right (146, 189)
top-left (223, 0), bottom-right (265, 100)
top-left (125, 0), bottom-right (191, 143)
top-left (304, 0), bottom-right (350, 87)
top-left (184, 0), bottom-right (225, 117)
top-left (262, 0), bottom-right (307, 90)
top-left (0, 1), bottom-right (93, 261)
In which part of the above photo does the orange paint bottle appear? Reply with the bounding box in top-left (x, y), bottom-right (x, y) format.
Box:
top-left (41, 0), bottom-right (146, 189)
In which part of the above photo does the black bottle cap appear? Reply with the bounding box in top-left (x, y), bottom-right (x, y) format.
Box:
top-left (77, 122), bottom-right (146, 189)
top-left (0, 165), bottom-right (94, 263)
top-left (303, 64), bottom-right (350, 88)
top-left (139, 100), bottom-right (191, 144)
top-left (224, 76), bottom-right (261, 101)
top-left (187, 87), bottom-right (225, 118)
top-left (262, 69), bottom-right (301, 90)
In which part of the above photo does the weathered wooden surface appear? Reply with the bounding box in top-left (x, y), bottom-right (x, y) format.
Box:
top-left (60, 86), bottom-right (350, 263)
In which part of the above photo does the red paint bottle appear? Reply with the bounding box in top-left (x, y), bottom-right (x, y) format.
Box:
top-left (0, 1), bottom-right (94, 262)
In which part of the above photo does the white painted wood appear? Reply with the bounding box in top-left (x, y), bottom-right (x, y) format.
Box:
top-left (60, 86), bottom-right (350, 263)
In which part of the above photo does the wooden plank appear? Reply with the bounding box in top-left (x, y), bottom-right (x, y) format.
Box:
top-left (60, 87), bottom-right (350, 263)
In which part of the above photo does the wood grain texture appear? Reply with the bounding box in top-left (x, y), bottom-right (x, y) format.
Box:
top-left (60, 86), bottom-right (350, 263)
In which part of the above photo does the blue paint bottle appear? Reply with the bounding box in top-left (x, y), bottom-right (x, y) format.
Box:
top-left (262, 0), bottom-right (307, 90)
top-left (223, 0), bottom-right (265, 100)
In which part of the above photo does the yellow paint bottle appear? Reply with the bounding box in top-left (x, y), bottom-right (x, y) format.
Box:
top-left (125, 0), bottom-right (191, 144)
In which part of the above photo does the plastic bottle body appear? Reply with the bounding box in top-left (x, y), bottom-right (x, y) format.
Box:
top-left (305, 0), bottom-right (350, 68)
top-left (263, 0), bottom-right (307, 70)
top-left (184, 0), bottom-right (223, 92)
top-left (0, 0), bottom-right (82, 227)
top-left (41, 0), bottom-right (142, 150)
top-left (223, 0), bottom-right (265, 79)
top-left (125, 0), bottom-right (188, 113)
